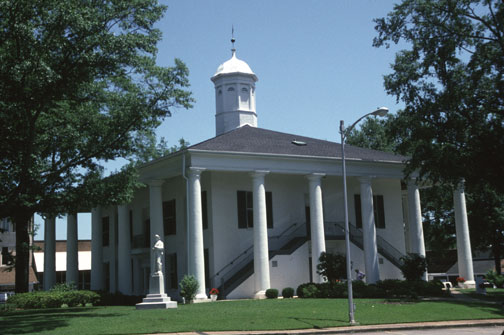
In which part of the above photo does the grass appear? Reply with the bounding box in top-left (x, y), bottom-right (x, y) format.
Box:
top-left (1, 297), bottom-right (503, 335)
top-left (460, 288), bottom-right (504, 302)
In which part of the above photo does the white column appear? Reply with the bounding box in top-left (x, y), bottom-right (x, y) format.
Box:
top-left (359, 177), bottom-right (380, 284)
top-left (148, 180), bottom-right (165, 294)
top-left (188, 168), bottom-right (207, 300)
top-left (251, 171), bottom-right (270, 298)
top-left (91, 207), bottom-right (103, 291)
top-left (407, 180), bottom-right (427, 281)
top-left (307, 173), bottom-right (326, 283)
top-left (43, 216), bottom-right (56, 290)
top-left (453, 182), bottom-right (475, 286)
top-left (66, 213), bottom-right (79, 286)
top-left (117, 204), bottom-right (132, 295)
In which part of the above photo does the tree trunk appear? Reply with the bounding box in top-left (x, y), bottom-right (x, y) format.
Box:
top-left (14, 214), bottom-right (32, 293)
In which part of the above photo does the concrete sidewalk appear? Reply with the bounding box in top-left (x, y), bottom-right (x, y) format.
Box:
top-left (159, 319), bottom-right (504, 335)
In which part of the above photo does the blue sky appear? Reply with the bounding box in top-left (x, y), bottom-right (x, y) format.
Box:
top-left (34, 0), bottom-right (406, 241)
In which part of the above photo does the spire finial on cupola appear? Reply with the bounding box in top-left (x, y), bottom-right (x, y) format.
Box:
top-left (231, 25), bottom-right (236, 57)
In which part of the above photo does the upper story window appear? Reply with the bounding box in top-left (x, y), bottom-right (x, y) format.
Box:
top-left (227, 87), bottom-right (235, 92)
top-left (102, 217), bottom-right (110, 246)
top-left (241, 87), bottom-right (248, 92)
top-left (354, 194), bottom-right (386, 229)
top-left (163, 200), bottom-right (176, 235)
top-left (0, 219), bottom-right (9, 232)
top-left (237, 191), bottom-right (273, 229)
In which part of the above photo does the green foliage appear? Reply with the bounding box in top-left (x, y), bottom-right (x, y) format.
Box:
top-left (485, 270), bottom-right (504, 288)
top-left (7, 290), bottom-right (100, 309)
top-left (400, 253), bottom-right (427, 281)
top-left (316, 252), bottom-right (347, 283)
top-left (179, 275), bottom-right (199, 303)
top-left (374, 0), bottom-right (504, 192)
top-left (265, 288), bottom-right (278, 299)
top-left (373, 0), bottom-right (504, 272)
top-left (281, 287), bottom-right (294, 298)
top-left (346, 115), bottom-right (398, 153)
top-left (50, 282), bottom-right (76, 292)
top-left (296, 280), bottom-right (445, 299)
top-left (0, 0), bottom-right (193, 292)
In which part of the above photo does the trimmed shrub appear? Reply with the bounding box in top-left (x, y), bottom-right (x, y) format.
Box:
top-left (317, 252), bottom-right (347, 283)
top-left (265, 288), bottom-right (278, 299)
top-left (486, 270), bottom-right (504, 288)
top-left (8, 290), bottom-right (100, 309)
top-left (301, 284), bottom-right (319, 298)
top-left (400, 253), bottom-right (427, 281)
top-left (179, 274), bottom-right (199, 303)
top-left (282, 287), bottom-right (294, 298)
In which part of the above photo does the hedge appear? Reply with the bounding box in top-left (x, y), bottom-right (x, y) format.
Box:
top-left (297, 280), bottom-right (446, 299)
top-left (8, 290), bottom-right (100, 309)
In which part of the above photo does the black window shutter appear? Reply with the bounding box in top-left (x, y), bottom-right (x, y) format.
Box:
top-left (237, 191), bottom-right (247, 228)
top-left (376, 195), bottom-right (385, 228)
top-left (202, 191), bottom-right (208, 230)
top-left (354, 194), bottom-right (362, 229)
top-left (266, 192), bottom-right (273, 228)
top-left (247, 191), bottom-right (253, 228)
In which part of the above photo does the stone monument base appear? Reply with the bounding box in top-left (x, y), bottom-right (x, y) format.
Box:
top-left (136, 293), bottom-right (177, 310)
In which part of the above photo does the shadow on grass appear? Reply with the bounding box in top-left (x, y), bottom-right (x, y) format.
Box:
top-left (288, 316), bottom-right (347, 329)
top-left (1, 307), bottom-right (122, 335)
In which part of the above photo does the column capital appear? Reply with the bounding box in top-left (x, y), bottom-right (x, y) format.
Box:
top-left (455, 179), bottom-right (466, 192)
top-left (147, 179), bottom-right (164, 187)
top-left (187, 167), bottom-right (206, 178)
top-left (250, 170), bottom-right (269, 179)
top-left (358, 176), bottom-right (374, 185)
top-left (306, 173), bottom-right (325, 182)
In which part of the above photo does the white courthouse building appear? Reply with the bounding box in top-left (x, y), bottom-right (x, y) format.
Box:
top-left (41, 46), bottom-right (476, 299)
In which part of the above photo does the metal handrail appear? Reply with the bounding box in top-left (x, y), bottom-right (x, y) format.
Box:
top-left (331, 221), bottom-right (404, 268)
top-left (210, 222), bottom-right (307, 292)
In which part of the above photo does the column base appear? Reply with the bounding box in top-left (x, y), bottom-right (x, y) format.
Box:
top-left (193, 293), bottom-right (210, 303)
top-left (253, 290), bottom-right (267, 299)
top-left (458, 281), bottom-right (475, 289)
top-left (136, 293), bottom-right (177, 310)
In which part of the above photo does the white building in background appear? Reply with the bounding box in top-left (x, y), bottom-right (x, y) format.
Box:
top-left (41, 44), bottom-right (476, 299)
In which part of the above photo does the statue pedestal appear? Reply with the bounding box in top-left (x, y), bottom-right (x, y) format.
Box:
top-left (136, 272), bottom-right (177, 309)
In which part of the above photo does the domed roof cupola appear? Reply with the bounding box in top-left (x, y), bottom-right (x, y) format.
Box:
top-left (211, 34), bottom-right (258, 136)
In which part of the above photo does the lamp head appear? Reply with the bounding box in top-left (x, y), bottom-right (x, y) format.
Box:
top-left (372, 106), bottom-right (389, 117)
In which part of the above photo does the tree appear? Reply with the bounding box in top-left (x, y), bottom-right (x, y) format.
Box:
top-left (399, 253), bottom-right (427, 281)
top-left (373, 0), bottom-right (504, 192)
top-left (0, 0), bottom-right (193, 292)
top-left (316, 252), bottom-right (346, 283)
top-left (374, 0), bottom-right (504, 273)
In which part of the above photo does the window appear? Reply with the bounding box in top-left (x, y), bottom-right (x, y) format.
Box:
top-left (1, 247), bottom-right (12, 266)
top-left (169, 253), bottom-right (178, 289)
top-left (163, 200), bottom-right (176, 235)
top-left (227, 86), bottom-right (235, 91)
top-left (237, 191), bottom-right (273, 229)
top-left (354, 194), bottom-right (385, 229)
top-left (102, 217), bottom-right (110, 246)
top-left (204, 248), bottom-right (210, 288)
top-left (241, 87), bottom-right (248, 92)
top-left (0, 219), bottom-right (9, 232)
top-left (144, 219), bottom-right (150, 248)
top-left (202, 191), bottom-right (208, 230)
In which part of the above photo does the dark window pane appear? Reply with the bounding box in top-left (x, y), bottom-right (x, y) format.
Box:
top-left (266, 192), bottom-right (273, 228)
top-left (237, 191), bottom-right (247, 229)
top-left (354, 195), bottom-right (362, 229)
top-left (102, 217), bottom-right (109, 246)
top-left (202, 191), bottom-right (208, 230)
top-left (375, 195), bottom-right (386, 228)
top-left (163, 200), bottom-right (176, 235)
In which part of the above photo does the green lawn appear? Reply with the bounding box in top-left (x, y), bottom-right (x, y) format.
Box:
top-left (1, 297), bottom-right (503, 335)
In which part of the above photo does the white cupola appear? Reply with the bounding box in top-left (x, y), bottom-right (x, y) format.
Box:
top-left (211, 37), bottom-right (258, 136)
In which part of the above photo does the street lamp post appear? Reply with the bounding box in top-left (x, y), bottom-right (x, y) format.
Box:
top-left (340, 107), bottom-right (388, 324)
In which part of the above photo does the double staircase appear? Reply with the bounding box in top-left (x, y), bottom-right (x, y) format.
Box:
top-left (213, 221), bottom-right (404, 298)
